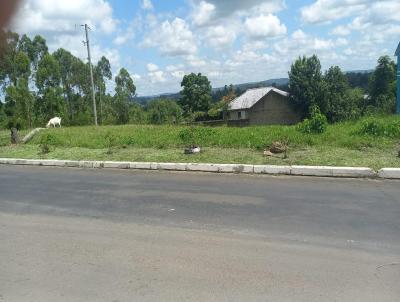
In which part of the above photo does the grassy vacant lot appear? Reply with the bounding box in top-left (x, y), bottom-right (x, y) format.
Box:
top-left (0, 115), bottom-right (399, 169)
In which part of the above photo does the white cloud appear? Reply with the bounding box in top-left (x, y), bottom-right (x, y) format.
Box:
top-left (142, 0), bottom-right (153, 10)
top-left (186, 55), bottom-right (207, 67)
top-left (11, 0), bottom-right (120, 75)
top-left (244, 14), bottom-right (287, 39)
top-left (171, 70), bottom-right (185, 79)
top-left (192, 1), bottom-right (216, 26)
top-left (273, 30), bottom-right (336, 57)
top-left (12, 0), bottom-right (117, 34)
top-left (191, 0), bottom-right (285, 20)
top-left (300, 0), bottom-right (369, 24)
top-left (131, 73), bottom-right (142, 80)
top-left (142, 18), bottom-right (197, 56)
top-left (335, 38), bottom-right (348, 46)
top-left (148, 70), bottom-right (166, 83)
top-left (166, 64), bottom-right (184, 72)
top-left (206, 25), bottom-right (237, 48)
top-left (301, 0), bottom-right (400, 26)
top-left (147, 63), bottom-right (159, 72)
top-left (146, 63), bottom-right (166, 83)
top-left (113, 22), bottom-right (136, 45)
top-left (331, 25), bottom-right (351, 36)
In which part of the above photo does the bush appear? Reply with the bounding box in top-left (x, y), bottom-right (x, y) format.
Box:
top-left (38, 133), bottom-right (58, 154)
top-left (179, 126), bottom-right (196, 147)
top-left (297, 107), bottom-right (328, 134)
top-left (104, 132), bottom-right (117, 154)
top-left (178, 126), bottom-right (216, 147)
top-left (358, 118), bottom-right (400, 138)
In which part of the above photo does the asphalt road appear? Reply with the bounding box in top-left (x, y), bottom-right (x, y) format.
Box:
top-left (0, 165), bottom-right (399, 301)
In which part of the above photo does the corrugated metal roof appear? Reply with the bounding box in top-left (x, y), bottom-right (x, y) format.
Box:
top-left (228, 87), bottom-right (289, 110)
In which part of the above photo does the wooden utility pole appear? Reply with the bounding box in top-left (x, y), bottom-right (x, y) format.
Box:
top-left (82, 24), bottom-right (98, 126)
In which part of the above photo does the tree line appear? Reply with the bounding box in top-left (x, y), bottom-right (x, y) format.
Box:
top-left (0, 29), bottom-right (397, 130)
top-left (289, 55), bottom-right (397, 122)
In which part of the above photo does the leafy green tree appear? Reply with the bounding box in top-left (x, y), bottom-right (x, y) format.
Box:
top-left (344, 88), bottom-right (363, 120)
top-left (0, 30), bottom-right (19, 89)
top-left (179, 73), bottom-right (212, 115)
top-left (1, 33), bottom-right (33, 128)
top-left (53, 48), bottom-right (78, 122)
top-left (18, 34), bottom-right (48, 72)
top-left (208, 88), bottom-right (236, 120)
top-left (5, 78), bottom-right (35, 128)
top-left (367, 56), bottom-right (397, 113)
top-left (288, 55), bottom-right (326, 117)
top-left (114, 68), bottom-right (136, 124)
top-left (0, 102), bottom-right (6, 128)
top-left (35, 53), bottom-right (65, 122)
top-left (324, 66), bottom-right (354, 122)
top-left (147, 99), bottom-right (182, 124)
top-left (129, 103), bottom-right (147, 124)
top-left (95, 56), bottom-right (112, 124)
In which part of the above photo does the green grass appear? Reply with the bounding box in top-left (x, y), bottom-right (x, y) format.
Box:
top-left (0, 129), bottom-right (30, 147)
top-left (0, 115), bottom-right (399, 170)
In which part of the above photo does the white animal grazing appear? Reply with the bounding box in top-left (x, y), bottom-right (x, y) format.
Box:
top-left (46, 117), bottom-right (62, 128)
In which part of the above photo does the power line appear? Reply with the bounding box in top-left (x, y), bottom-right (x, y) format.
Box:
top-left (81, 24), bottom-right (98, 126)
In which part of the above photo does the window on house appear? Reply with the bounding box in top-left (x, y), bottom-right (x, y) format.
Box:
top-left (238, 111), bottom-right (242, 119)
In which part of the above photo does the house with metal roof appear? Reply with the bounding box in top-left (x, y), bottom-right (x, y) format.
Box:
top-left (226, 87), bottom-right (301, 126)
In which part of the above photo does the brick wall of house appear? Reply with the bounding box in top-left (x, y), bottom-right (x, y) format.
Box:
top-left (248, 91), bottom-right (301, 125)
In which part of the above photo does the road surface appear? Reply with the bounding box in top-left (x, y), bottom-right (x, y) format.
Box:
top-left (0, 165), bottom-right (399, 301)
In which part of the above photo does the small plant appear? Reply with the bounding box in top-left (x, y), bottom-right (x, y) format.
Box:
top-left (104, 132), bottom-right (116, 155)
top-left (38, 133), bottom-right (57, 155)
top-left (179, 126), bottom-right (196, 147)
top-left (179, 126), bottom-right (215, 148)
top-left (297, 106), bottom-right (327, 134)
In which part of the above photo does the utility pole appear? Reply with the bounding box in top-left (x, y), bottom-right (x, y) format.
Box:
top-left (82, 24), bottom-right (98, 126)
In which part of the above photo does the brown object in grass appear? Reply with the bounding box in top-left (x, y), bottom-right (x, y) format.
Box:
top-left (269, 141), bottom-right (286, 154)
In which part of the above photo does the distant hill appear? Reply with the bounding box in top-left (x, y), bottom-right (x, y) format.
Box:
top-left (135, 71), bottom-right (372, 105)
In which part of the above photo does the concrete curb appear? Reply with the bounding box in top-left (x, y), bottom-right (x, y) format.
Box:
top-left (0, 157), bottom-right (393, 179)
top-left (377, 168), bottom-right (400, 179)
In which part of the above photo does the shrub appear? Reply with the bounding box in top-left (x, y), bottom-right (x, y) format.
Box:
top-left (38, 133), bottom-right (57, 154)
top-left (104, 132), bottom-right (117, 154)
top-left (179, 126), bottom-right (196, 147)
top-left (178, 126), bottom-right (216, 147)
top-left (297, 107), bottom-right (328, 134)
top-left (358, 118), bottom-right (400, 138)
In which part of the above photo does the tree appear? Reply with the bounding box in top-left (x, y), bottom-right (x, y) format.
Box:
top-left (35, 53), bottom-right (65, 122)
top-left (5, 78), bottom-right (35, 128)
top-left (129, 103), bottom-right (147, 124)
top-left (367, 55), bottom-right (397, 113)
top-left (179, 73), bottom-right (212, 115)
top-left (114, 68), bottom-right (136, 124)
top-left (53, 48), bottom-right (77, 122)
top-left (147, 99), bottom-right (182, 124)
top-left (0, 30), bottom-right (19, 89)
top-left (344, 88), bottom-right (363, 120)
top-left (288, 55), bottom-right (326, 116)
top-left (324, 66), bottom-right (351, 122)
top-left (1, 34), bottom-right (33, 128)
top-left (0, 102), bottom-right (6, 128)
top-left (208, 86), bottom-right (236, 120)
top-left (95, 56), bottom-right (112, 124)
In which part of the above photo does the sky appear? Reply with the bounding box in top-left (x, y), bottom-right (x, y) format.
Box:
top-left (9, 0), bottom-right (400, 96)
